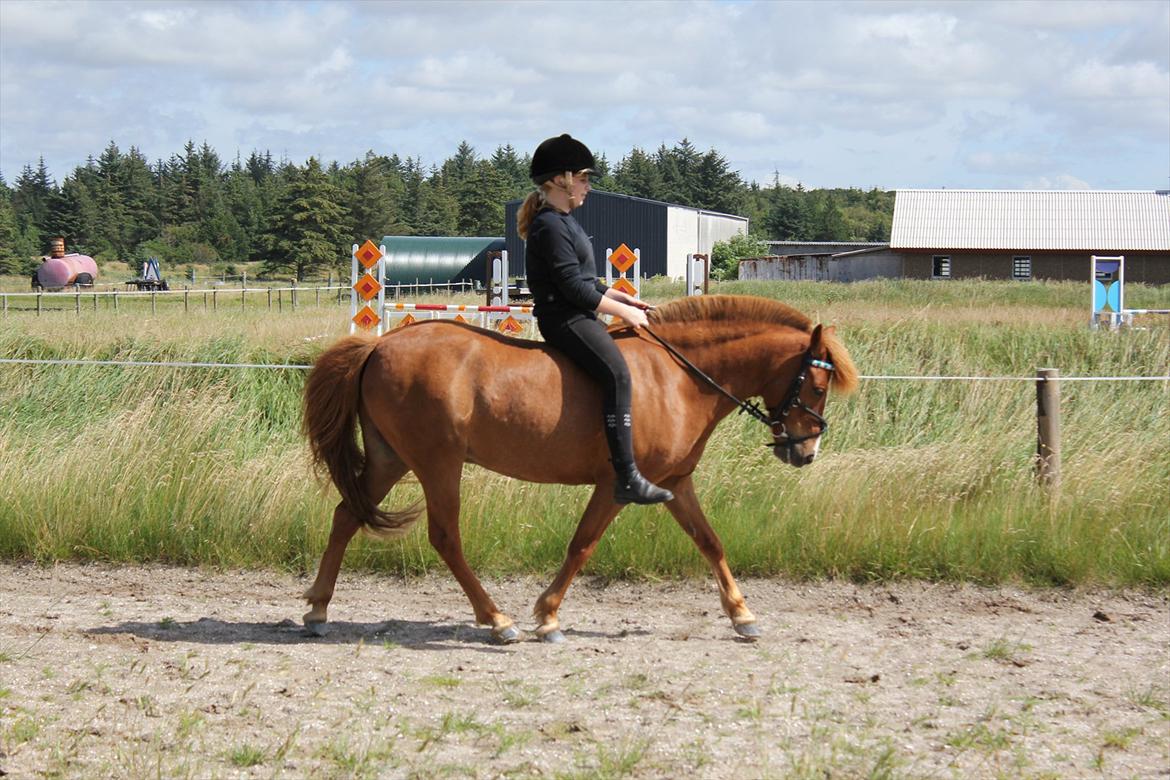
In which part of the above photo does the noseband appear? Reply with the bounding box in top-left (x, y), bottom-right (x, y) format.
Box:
top-left (641, 326), bottom-right (835, 448)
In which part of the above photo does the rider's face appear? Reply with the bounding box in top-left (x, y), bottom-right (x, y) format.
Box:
top-left (568, 171), bottom-right (592, 203)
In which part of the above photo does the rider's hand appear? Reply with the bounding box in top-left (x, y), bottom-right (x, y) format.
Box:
top-left (619, 304), bottom-right (649, 329)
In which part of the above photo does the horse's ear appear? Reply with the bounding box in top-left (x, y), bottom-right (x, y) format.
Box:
top-left (809, 322), bottom-right (837, 360)
top-left (809, 324), bottom-right (825, 354)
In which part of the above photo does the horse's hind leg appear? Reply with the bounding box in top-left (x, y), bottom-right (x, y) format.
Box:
top-left (533, 486), bottom-right (622, 643)
top-left (417, 458), bottom-right (520, 643)
top-left (303, 429), bottom-right (409, 634)
top-left (663, 474), bottom-right (760, 639)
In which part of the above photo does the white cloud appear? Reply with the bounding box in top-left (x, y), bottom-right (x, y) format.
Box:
top-left (1023, 174), bottom-right (1093, 190)
top-left (0, 0), bottom-right (1165, 190)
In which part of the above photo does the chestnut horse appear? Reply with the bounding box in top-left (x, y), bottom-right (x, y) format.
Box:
top-left (302, 295), bottom-right (858, 642)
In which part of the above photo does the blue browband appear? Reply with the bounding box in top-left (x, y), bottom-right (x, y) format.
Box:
top-left (807, 357), bottom-right (835, 371)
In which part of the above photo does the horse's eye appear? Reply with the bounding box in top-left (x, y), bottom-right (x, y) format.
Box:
top-left (813, 387), bottom-right (825, 397)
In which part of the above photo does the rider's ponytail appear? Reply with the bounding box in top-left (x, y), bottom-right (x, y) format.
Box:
top-left (517, 186), bottom-right (548, 240)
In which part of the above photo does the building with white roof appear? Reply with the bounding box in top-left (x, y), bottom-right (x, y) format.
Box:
top-left (889, 190), bottom-right (1170, 283)
top-left (743, 190), bottom-right (1169, 284)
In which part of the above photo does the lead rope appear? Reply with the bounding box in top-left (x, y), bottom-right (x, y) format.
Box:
top-left (640, 325), bottom-right (771, 427)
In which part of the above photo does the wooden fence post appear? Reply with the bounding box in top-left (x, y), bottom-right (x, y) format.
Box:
top-left (1036, 368), bottom-right (1061, 491)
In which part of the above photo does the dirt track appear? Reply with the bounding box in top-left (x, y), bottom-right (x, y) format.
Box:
top-left (1, 563), bottom-right (1167, 779)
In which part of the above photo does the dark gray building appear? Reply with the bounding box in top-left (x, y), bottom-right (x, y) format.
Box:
top-left (505, 191), bottom-right (748, 278)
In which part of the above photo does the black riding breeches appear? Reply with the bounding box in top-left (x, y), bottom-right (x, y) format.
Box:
top-left (538, 313), bottom-right (637, 470)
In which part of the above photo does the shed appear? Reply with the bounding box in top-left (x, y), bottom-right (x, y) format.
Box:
top-left (505, 191), bottom-right (748, 279)
top-left (378, 235), bottom-right (504, 286)
top-left (739, 245), bottom-right (902, 282)
top-left (889, 190), bottom-right (1170, 283)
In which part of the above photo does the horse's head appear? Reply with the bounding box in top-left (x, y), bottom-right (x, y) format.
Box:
top-left (763, 324), bottom-right (854, 468)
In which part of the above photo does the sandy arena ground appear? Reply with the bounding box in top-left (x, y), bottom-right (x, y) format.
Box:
top-left (1, 563), bottom-right (1167, 779)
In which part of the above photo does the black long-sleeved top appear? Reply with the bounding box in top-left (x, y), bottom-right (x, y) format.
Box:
top-left (526, 207), bottom-right (609, 320)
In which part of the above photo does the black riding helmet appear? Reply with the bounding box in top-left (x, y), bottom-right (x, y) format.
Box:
top-left (530, 134), bottom-right (596, 184)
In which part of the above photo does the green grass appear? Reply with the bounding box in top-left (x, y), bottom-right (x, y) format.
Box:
top-left (0, 279), bottom-right (1167, 586)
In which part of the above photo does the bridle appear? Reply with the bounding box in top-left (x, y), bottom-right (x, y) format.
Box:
top-left (770, 353), bottom-right (834, 446)
top-left (641, 325), bottom-right (835, 450)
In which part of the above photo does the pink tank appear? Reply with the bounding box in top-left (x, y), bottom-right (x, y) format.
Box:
top-left (36, 253), bottom-right (99, 288)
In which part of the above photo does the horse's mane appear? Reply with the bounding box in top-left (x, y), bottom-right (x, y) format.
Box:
top-left (648, 295), bottom-right (813, 332)
top-left (645, 295), bottom-right (858, 394)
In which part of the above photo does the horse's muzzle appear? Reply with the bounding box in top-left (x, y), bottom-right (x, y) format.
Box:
top-left (772, 441), bottom-right (818, 467)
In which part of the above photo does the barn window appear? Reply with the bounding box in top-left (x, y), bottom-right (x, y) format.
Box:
top-left (932, 255), bottom-right (951, 279)
top-left (1013, 256), bottom-right (1032, 280)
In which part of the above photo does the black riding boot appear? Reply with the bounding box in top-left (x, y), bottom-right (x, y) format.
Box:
top-left (605, 407), bottom-right (673, 505)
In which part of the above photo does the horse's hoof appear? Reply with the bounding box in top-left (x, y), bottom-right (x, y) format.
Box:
top-left (304, 620), bottom-right (329, 637)
top-left (493, 625), bottom-right (524, 644)
top-left (733, 621), bottom-right (762, 640)
top-left (540, 629), bottom-right (566, 644)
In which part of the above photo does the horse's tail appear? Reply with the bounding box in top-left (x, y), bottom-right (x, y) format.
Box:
top-left (302, 335), bottom-right (422, 535)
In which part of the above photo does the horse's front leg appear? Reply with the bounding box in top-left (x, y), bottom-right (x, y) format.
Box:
top-left (533, 486), bottom-right (622, 643)
top-left (664, 474), bottom-right (760, 639)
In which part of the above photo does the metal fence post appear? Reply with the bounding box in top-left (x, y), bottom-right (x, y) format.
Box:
top-left (1036, 368), bottom-right (1061, 492)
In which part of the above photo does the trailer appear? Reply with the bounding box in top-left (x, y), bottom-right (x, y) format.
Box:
top-left (126, 257), bottom-right (170, 291)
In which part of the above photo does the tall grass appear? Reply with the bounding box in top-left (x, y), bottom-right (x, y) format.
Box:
top-left (1, 279), bottom-right (1166, 585)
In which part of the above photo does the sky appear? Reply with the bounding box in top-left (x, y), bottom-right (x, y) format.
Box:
top-left (1, 0), bottom-right (1167, 192)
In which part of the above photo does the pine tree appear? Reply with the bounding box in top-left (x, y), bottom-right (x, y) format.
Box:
top-left (12, 158), bottom-right (55, 236)
top-left (656, 139), bottom-right (700, 205)
top-left (613, 147), bottom-right (663, 200)
top-left (0, 187), bottom-right (24, 274)
top-left (89, 141), bottom-right (129, 258)
top-left (763, 178), bottom-right (810, 241)
top-left (443, 141), bottom-right (478, 188)
top-left (412, 168), bottom-right (459, 237)
top-left (122, 146), bottom-right (160, 253)
top-left (345, 151), bottom-right (402, 243)
top-left (693, 149), bottom-right (745, 214)
top-left (263, 157), bottom-right (350, 280)
top-left (489, 144), bottom-right (530, 199)
top-left (455, 161), bottom-right (508, 236)
top-left (808, 192), bottom-right (848, 241)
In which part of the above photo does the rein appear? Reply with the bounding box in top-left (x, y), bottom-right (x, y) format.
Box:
top-left (641, 325), bottom-right (771, 426)
top-left (641, 323), bottom-right (835, 446)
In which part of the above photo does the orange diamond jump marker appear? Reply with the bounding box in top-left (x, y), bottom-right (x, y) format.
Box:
top-left (352, 305), bottom-right (381, 329)
top-left (355, 240), bottom-right (383, 269)
top-left (497, 315), bottom-right (523, 334)
top-left (608, 243), bottom-right (637, 273)
top-left (353, 272), bottom-right (382, 301)
top-left (611, 276), bottom-right (638, 297)
top-left (393, 313), bottom-right (416, 328)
